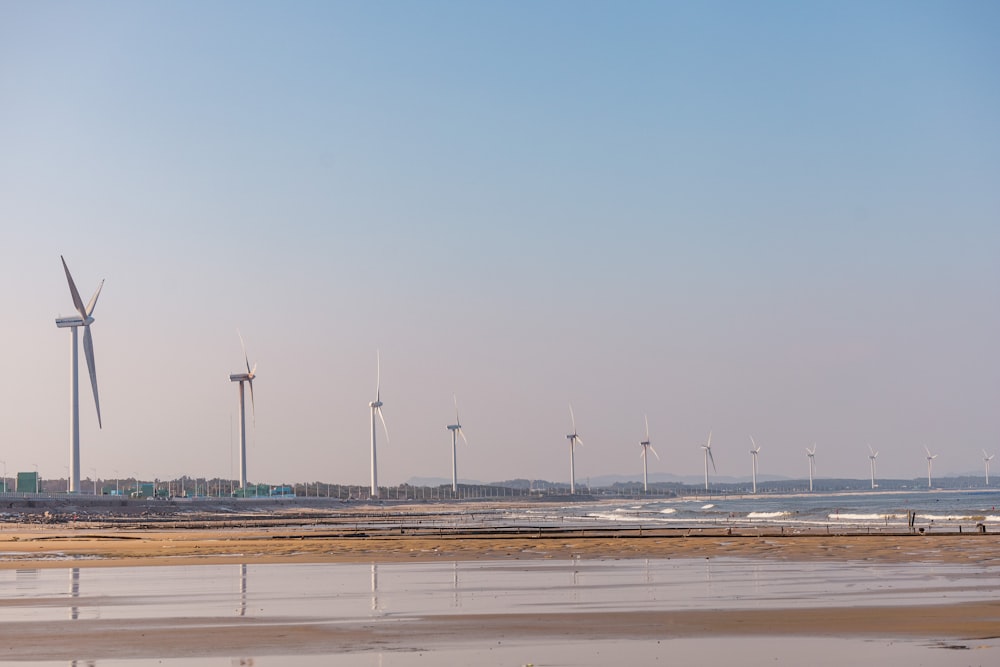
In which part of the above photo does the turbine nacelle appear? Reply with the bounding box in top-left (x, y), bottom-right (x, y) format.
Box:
top-left (370, 400), bottom-right (383, 409)
top-left (55, 315), bottom-right (94, 328)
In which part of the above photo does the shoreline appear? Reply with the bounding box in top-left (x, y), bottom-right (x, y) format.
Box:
top-left (4, 603), bottom-right (1000, 661)
top-left (3, 506), bottom-right (1000, 660)
top-left (1, 525), bottom-right (998, 569)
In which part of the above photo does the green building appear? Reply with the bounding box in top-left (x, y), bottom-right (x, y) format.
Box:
top-left (16, 472), bottom-right (40, 493)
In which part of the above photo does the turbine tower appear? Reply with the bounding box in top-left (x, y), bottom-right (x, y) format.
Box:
top-left (228, 332), bottom-right (256, 491)
top-left (638, 414), bottom-right (659, 493)
top-left (701, 431), bottom-right (716, 491)
top-left (55, 256), bottom-right (104, 494)
top-left (984, 450), bottom-right (995, 486)
top-left (368, 351), bottom-right (389, 498)
top-left (446, 395), bottom-right (468, 494)
top-left (749, 436), bottom-right (761, 494)
top-left (566, 404), bottom-right (584, 494)
top-left (868, 444), bottom-right (879, 490)
top-left (924, 446), bottom-right (938, 488)
top-left (806, 444), bottom-right (817, 492)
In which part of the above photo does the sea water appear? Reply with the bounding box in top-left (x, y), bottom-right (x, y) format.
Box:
top-left (505, 489), bottom-right (1000, 530)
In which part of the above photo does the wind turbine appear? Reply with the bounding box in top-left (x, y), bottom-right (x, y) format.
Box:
top-left (806, 444), bottom-right (817, 492)
top-left (924, 446), bottom-right (938, 488)
top-left (55, 256), bottom-right (104, 494)
top-left (368, 351), bottom-right (389, 499)
top-left (984, 450), bottom-right (995, 486)
top-left (228, 332), bottom-right (256, 491)
top-left (868, 444), bottom-right (879, 489)
top-left (749, 436), bottom-right (761, 494)
top-left (446, 395), bottom-right (468, 494)
top-left (638, 414), bottom-right (659, 493)
top-left (701, 431), bottom-right (716, 491)
top-left (566, 404), bottom-right (584, 494)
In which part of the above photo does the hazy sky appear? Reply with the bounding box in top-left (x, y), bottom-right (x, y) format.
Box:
top-left (1, 1), bottom-right (998, 487)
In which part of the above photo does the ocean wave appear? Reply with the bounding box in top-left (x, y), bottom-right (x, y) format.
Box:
top-left (585, 512), bottom-right (649, 523)
top-left (701, 504), bottom-right (715, 510)
top-left (659, 508), bottom-right (677, 515)
top-left (747, 511), bottom-right (789, 519)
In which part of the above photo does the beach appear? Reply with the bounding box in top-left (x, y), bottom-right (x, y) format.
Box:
top-left (2, 500), bottom-right (999, 664)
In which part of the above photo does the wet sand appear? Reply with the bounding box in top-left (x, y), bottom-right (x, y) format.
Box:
top-left (3, 603), bottom-right (1000, 661)
top-left (2, 504), bottom-right (1000, 661)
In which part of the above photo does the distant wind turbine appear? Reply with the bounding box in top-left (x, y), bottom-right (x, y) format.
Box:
top-left (566, 404), bottom-right (584, 494)
top-left (749, 436), bottom-right (761, 494)
top-left (639, 414), bottom-right (659, 493)
top-left (228, 332), bottom-right (256, 490)
top-left (55, 256), bottom-right (104, 494)
top-left (806, 444), bottom-right (817, 492)
top-left (368, 351), bottom-right (390, 499)
top-left (984, 450), bottom-right (995, 486)
top-left (446, 395), bottom-right (468, 494)
top-left (924, 446), bottom-right (938, 489)
top-left (868, 444), bottom-right (879, 489)
top-left (701, 431), bottom-right (716, 491)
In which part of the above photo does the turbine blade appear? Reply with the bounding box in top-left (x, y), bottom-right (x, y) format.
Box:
top-left (924, 446), bottom-right (931, 457)
top-left (708, 446), bottom-right (716, 473)
top-left (82, 325), bottom-right (102, 429)
top-left (454, 394), bottom-right (460, 425)
top-left (377, 406), bottom-right (390, 444)
top-left (248, 379), bottom-right (256, 427)
top-left (569, 403), bottom-right (576, 433)
top-left (574, 435), bottom-right (584, 447)
top-left (376, 349), bottom-right (381, 401)
top-left (644, 414), bottom-right (649, 441)
top-left (238, 330), bottom-right (251, 375)
top-left (458, 427), bottom-right (469, 446)
top-left (707, 430), bottom-right (712, 448)
top-left (650, 446), bottom-right (660, 460)
top-left (85, 280), bottom-right (104, 317)
top-left (61, 256), bottom-right (88, 321)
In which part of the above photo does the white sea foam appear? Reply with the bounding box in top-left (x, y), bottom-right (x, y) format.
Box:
top-left (701, 504), bottom-right (715, 510)
top-left (659, 508), bottom-right (677, 515)
top-left (747, 511), bottom-right (789, 519)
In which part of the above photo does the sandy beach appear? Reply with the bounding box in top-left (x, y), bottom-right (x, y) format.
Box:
top-left (2, 501), bottom-right (1000, 662)
top-left (1, 526), bottom-right (999, 568)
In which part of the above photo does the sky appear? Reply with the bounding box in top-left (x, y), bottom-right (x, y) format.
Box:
top-left (1, 1), bottom-right (998, 487)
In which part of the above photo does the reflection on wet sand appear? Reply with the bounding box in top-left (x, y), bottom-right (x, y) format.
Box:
top-left (1, 558), bottom-right (999, 664)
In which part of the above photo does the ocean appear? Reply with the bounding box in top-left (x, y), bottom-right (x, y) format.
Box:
top-left (502, 489), bottom-right (1000, 531)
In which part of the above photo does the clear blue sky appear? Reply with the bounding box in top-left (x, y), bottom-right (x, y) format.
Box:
top-left (1, 1), bottom-right (998, 486)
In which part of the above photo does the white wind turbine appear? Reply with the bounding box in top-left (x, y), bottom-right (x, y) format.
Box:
top-left (566, 404), bottom-right (584, 494)
top-left (368, 351), bottom-right (390, 499)
top-left (638, 414), bottom-right (659, 493)
top-left (806, 444), bottom-right (817, 492)
top-left (446, 395), bottom-right (468, 494)
top-left (749, 436), bottom-right (761, 494)
top-left (868, 444), bottom-right (879, 489)
top-left (228, 332), bottom-right (256, 491)
top-left (55, 256), bottom-right (104, 494)
top-left (701, 431), bottom-right (716, 491)
top-left (984, 450), bottom-right (995, 486)
top-left (924, 446), bottom-right (938, 489)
